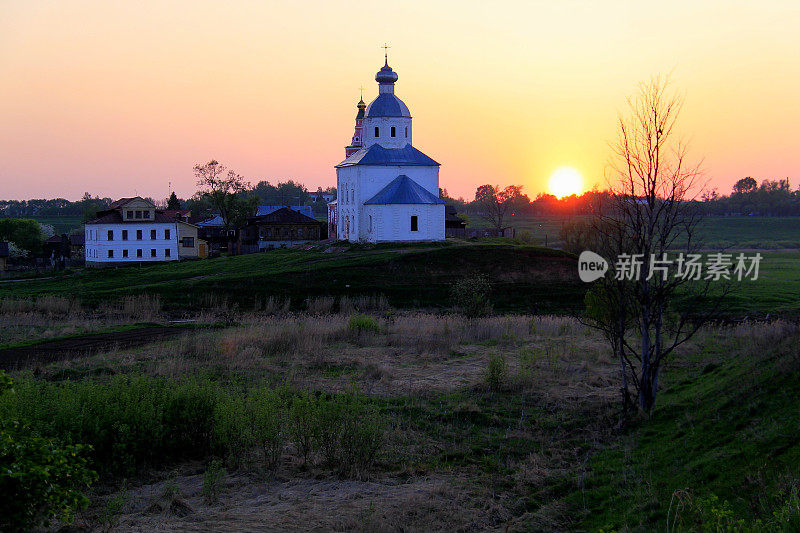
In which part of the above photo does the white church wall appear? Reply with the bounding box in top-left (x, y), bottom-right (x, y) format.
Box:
top-left (364, 204), bottom-right (444, 243)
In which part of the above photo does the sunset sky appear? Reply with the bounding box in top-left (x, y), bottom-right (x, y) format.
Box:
top-left (1, 1), bottom-right (798, 201)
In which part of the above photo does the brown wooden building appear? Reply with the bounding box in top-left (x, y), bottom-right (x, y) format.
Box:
top-left (240, 207), bottom-right (325, 253)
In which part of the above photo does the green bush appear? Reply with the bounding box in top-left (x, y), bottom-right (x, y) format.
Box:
top-left (450, 275), bottom-right (493, 317)
top-left (348, 313), bottom-right (381, 334)
top-left (289, 391), bottom-right (319, 466)
top-left (250, 388), bottom-right (286, 471)
top-left (0, 371), bottom-right (96, 531)
top-left (0, 376), bottom-right (386, 481)
top-left (485, 353), bottom-right (508, 391)
top-left (213, 393), bottom-right (255, 469)
top-left (0, 376), bottom-right (223, 476)
top-left (202, 459), bottom-right (226, 504)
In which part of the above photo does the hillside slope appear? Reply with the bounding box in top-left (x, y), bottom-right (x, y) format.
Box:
top-left (571, 321), bottom-right (800, 530)
top-left (0, 243), bottom-right (586, 314)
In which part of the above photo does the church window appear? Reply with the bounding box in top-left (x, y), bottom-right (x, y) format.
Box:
top-left (391, 126), bottom-right (396, 137)
top-left (410, 216), bottom-right (418, 232)
top-left (374, 126), bottom-right (379, 137)
top-left (369, 215), bottom-right (373, 232)
top-left (405, 126), bottom-right (408, 137)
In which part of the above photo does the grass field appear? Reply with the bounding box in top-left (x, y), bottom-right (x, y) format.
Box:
top-left (30, 215), bottom-right (84, 234)
top-left (468, 214), bottom-right (800, 250)
top-left (1, 301), bottom-right (797, 530)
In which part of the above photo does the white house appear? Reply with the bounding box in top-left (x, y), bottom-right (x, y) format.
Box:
top-left (332, 57), bottom-right (445, 243)
top-left (84, 197), bottom-right (184, 266)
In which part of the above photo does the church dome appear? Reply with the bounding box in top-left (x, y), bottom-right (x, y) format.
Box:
top-left (366, 60), bottom-right (410, 117)
top-left (375, 63), bottom-right (398, 84)
top-left (366, 93), bottom-right (410, 117)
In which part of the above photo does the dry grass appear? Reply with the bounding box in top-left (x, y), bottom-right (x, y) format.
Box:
top-left (85, 472), bottom-right (507, 533)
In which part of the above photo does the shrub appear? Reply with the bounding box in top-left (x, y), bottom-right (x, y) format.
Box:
top-left (249, 388), bottom-right (286, 471)
top-left (0, 371), bottom-right (96, 531)
top-left (348, 313), bottom-right (380, 334)
top-left (213, 393), bottom-right (255, 469)
top-left (202, 459), bottom-right (226, 504)
top-left (289, 391), bottom-right (318, 466)
top-left (485, 353), bottom-right (508, 391)
top-left (450, 276), bottom-right (493, 318)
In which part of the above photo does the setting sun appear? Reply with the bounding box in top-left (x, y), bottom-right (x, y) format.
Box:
top-left (548, 167), bottom-right (584, 198)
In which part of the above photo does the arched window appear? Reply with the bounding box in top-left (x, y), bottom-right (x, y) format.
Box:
top-left (374, 126), bottom-right (379, 137)
top-left (390, 126), bottom-right (396, 137)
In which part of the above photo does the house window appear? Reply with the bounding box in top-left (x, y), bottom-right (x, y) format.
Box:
top-left (122, 230), bottom-right (128, 240)
top-left (391, 126), bottom-right (396, 137)
top-left (165, 249), bottom-right (171, 257)
top-left (107, 230), bottom-right (113, 240)
top-left (107, 249), bottom-right (114, 258)
top-left (143, 211), bottom-right (150, 219)
top-left (135, 211), bottom-right (142, 219)
top-left (410, 215), bottom-right (418, 232)
top-left (136, 230), bottom-right (142, 240)
top-left (127, 210), bottom-right (133, 219)
top-left (136, 249), bottom-right (142, 258)
top-left (182, 237), bottom-right (194, 247)
top-left (374, 126), bottom-right (379, 137)
top-left (165, 229), bottom-right (170, 240)
top-left (150, 229), bottom-right (156, 239)
top-left (122, 249), bottom-right (128, 258)
top-left (298, 228), bottom-right (304, 238)
top-left (150, 249), bottom-right (156, 257)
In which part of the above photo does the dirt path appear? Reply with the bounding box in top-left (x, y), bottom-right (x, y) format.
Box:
top-left (0, 326), bottom-right (187, 370)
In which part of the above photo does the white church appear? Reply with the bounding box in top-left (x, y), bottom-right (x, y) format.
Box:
top-left (330, 57), bottom-right (445, 243)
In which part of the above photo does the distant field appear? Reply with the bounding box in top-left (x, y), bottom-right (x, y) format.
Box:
top-left (30, 215), bottom-right (83, 234)
top-left (467, 214), bottom-right (800, 250)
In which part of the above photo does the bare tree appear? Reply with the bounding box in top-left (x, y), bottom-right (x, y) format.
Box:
top-left (194, 160), bottom-right (254, 229)
top-left (586, 77), bottom-right (728, 414)
top-left (474, 184), bottom-right (525, 233)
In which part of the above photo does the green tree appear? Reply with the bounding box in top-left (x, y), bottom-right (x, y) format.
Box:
top-left (474, 184), bottom-right (527, 232)
top-left (167, 191), bottom-right (182, 210)
top-left (0, 372), bottom-right (97, 531)
top-left (0, 218), bottom-right (44, 255)
top-left (194, 160), bottom-right (256, 229)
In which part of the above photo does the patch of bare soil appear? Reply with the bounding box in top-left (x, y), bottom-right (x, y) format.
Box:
top-left (0, 326), bottom-right (186, 370)
top-left (101, 473), bottom-right (507, 532)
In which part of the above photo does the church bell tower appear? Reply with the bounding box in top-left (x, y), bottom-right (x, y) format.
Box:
top-left (345, 97), bottom-right (366, 157)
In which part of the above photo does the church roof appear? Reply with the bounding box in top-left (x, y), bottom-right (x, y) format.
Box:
top-left (247, 207), bottom-right (322, 225)
top-left (256, 205), bottom-right (315, 218)
top-left (365, 93), bottom-right (410, 117)
top-left (364, 175), bottom-right (445, 205)
top-left (336, 143), bottom-right (439, 168)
